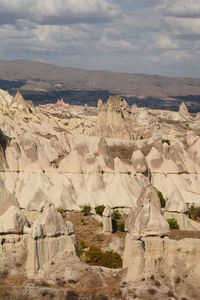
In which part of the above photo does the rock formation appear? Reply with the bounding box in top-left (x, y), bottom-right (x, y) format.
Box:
top-left (1, 88), bottom-right (200, 299)
top-left (179, 102), bottom-right (192, 120)
top-left (102, 205), bottom-right (112, 233)
top-left (97, 96), bottom-right (136, 139)
top-left (26, 205), bottom-right (77, 277)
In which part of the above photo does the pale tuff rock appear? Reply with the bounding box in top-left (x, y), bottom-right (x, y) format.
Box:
top-left (124, 235), bottom-right (200, 282)
top-left (179, 102), bottom-right (192, 120)
top-left (146, 146), bottom-right (163, 171)
top-left (26, 188), bottom-right (49, 211)
top-left (152, 174), bottom-right (200, 207)
top-left (165, 189), bottom-right (188, 213)
top-left (131, 150), bottom-right (147, 173)
top-left (98, 136), bottom-right (114, 170)
top-left (125, 186), bottom-right (169, 239)
top-left (0, 181), bottom-right (19, 215)
top-left (0, 205), bottom-right (27, 234)
top-left (97, 96), bottom-right (136, 140)
top-left (31, 205), bottom-right (71, 238)
top-left (13, 91), bottom-right (27, 108)
top-left (196, 112), bottom-right (200, 121)
top-left (102, 205), bottom-right (112, 233)
top-left (0, 128), bottom-right (9, 170)
top-left (26, 205), bottom-right (77, 277)
top-left (0, 89), bottom-right (13, 107)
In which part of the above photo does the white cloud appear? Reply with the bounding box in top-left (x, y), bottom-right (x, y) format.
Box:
top-left (161, 0), bottom-right (200, 18)
top-left (0, 0), bottom-right (121, 25)
top-left (151, 35), bottom-right (179, 50)
top-left (0, 0), bottom-right (199, 76)
top-left (98, 37), bottom-right (137, 51)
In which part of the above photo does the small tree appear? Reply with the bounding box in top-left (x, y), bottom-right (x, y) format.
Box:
top-left (155, 188), bottom-right (166, 208)
top-left (112, 210), bottom-right (121, 220)
top-left (81, 204), bottom-right (91, 216)
top-left (167, 217), bottom-right (179, 229)
top-left (95, 205), bottom-right (105, 216)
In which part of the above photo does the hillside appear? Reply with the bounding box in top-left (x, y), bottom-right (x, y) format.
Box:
top-left (0, 60), bottom-right (200, 98)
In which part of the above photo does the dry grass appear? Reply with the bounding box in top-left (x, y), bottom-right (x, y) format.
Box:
top-left (169, 230), bottom-right (200, 240)
top-left (65, 212), bottom-right (126, 250)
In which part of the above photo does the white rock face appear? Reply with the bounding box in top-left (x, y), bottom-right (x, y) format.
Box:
top-left (102, 205), bottom-right (112, 233)
top-left (26, 205), bottom-right (77, 277)
top-left (124, 235), bottom-right (200, 283)
top-left (131, 150), bottom-right (147, 173)
top-left (179, 102), bottom-right (192, 120)
top-left (0, 205), bottom-right (26, 234)
top-left (125, 186), bottom-right (170, 239)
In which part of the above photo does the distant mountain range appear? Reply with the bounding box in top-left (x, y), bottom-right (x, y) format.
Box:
top-left (0, 59), bottom-right (200, 111)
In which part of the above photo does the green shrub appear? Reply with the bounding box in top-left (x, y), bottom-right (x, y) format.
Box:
top-left (117, 222), bottom-right (125, 232)
top-left (112, 210), bottom-right (121, 220)
top-left (162, 139), bottom-right (171, 145)
top-left (80, 218), bottom-right (86, 225)
top-left (155, 188), bottom-right (166, 208)
top-left (65, 290), bottom-right (79, 300)
top-left (78, 240), bottom-right (87, 256)
top-left (188, 205), bottom-right (200, 221)
top-left (56, 207), bottom-right (65, 215)
top-left (167, 217), bottom-right (179, 229)
top-left (81, 204), bottom-right (91, 216)
top-left (84, 246), bottom-right (122, 269)
top-left (174, 276), bottom-right (181, 284)
top-left (95, 205), bottom-right (105, 216)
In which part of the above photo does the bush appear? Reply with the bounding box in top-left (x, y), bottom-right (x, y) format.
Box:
top-left (80, 218), bottom-right (86, 225)
top-left (167, 217), bottom-right (179, 229)
top-left (95, 205), bottom-right (105, 216)
top-left (65, 290), bottom-right (79, 300)
top-left (174, 276), bottom-right (181, 284)
top-left (112, 210), bottom-right (121, 220)
top-left (56, 208), bottom-right (65, 215)
top-left (162, 139), bottom-right (171, 145)
top-left (188, 205), bottom-right (200, 221)
top-left (84, 246), bottom-right (122, 269)
top-left (117, 222), bottom-right (125, 232)
top-left (78, 240), bottom-right (87, 256)
top-left (81, 204), bottom-right (91, 216)
top-left (155, 188), bottom-right (166, 208)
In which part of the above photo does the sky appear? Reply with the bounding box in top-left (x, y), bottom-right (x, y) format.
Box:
top-left (0, 0), bottom-right (200, 77)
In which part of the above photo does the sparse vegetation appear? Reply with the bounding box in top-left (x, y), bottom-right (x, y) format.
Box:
top-left (95, 205), bottom-right (105, 216)
top-left (84, 246), bottom-right (122, 269)
top-left (112, 210), bottom-right (121, 220)
top-left (167, 217), bottom-right (179, 229)
top-left (56, 207), bottom-right (65, 215)
top-left (162, 139), bottom-right (171, 145)
top-left (0, 270), bottom-right (8, 280)
top-left (155, 188), bottom-right (166, 208)
top-left (167, 290), bottom-right (174, 297)
top-left (188, 205), bottom-right (200, 221)
top-left (150, 275), bottom-right (155, 280)
top-left (174, 276), bottom-right (181, 284)
top-left (65, 290), bottom-right (79, 300)
top-left (154, 280), bottom-right (161, 287)
top-left (81, 204), bottom-right (91, 216)
top-left (117, 222), bottom-right (125, 232)
top-left (148, 288), bottom-right (157, 295)
top-left (78, 240), bottom-right (87, 256)
top-left (80, 218), bottom-right (86, 225)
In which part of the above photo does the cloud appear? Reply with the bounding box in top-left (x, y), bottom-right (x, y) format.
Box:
top-left (161, 0), bottom-right (200, 18)
top-left (0, 0), bottom-right (121, 25)
top-left (151, 35), bottom-right (179, 50)
top-left (98, 37), bottom-right (138, 51)
top-left (0, 0), bottom-right (199, 77)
